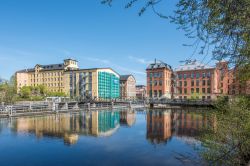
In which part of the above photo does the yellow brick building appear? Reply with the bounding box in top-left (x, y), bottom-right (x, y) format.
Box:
top-left (16, 59), bottom-right (79, 93)
top-left (16, 59), bottom-right (121, 100)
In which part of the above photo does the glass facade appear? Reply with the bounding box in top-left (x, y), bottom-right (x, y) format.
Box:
top-left (98, 111), bottom-right (120, 133)
top-left (98, 71), bottom-right (120, 99)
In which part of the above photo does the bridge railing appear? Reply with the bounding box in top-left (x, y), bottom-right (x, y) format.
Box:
top-left (148, 99), bottom-right (213, 106)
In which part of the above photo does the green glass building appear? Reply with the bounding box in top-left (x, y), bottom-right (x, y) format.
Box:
top-left (98, 71), bottom-right (120, 99)
top-left (98, 111), bottom-right (120, 133)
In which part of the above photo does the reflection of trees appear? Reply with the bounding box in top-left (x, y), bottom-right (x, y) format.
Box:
top-left (146, 110), bottom-right (214, 144)
top-left (200, 97), bottom-right (250, 165)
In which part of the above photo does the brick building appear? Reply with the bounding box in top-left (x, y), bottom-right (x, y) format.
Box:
top-left (146, 60), bottom-right (174, 99)
top-left (175, 60), bottom-right (229, 99)
top-left (120, 75), bottom-right (136, 100)
top-left (228, 69), bottom-right (250, 95)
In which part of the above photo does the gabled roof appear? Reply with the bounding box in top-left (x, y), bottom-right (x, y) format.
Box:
top-left (175, 60), bottom-right (214, 71)
top-left (120, 75), bottom-right (136, 82)
top-left (16, 63), bottom-right (65, 73)
top-left (146, 59), bottom-right (172, 70)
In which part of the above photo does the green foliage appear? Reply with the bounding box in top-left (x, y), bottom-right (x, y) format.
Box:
top-left (18, 85), bottom-right (66, 100)
top-left (0, 82), bottom-right (17, 104)
top-left (172, 0), bottom-right (250, 80)
top-left (102, 0), bottom-right (250, 80)
top-left (200, 96), bottom-right (250, 165)
top-left (47, 91), bottom-right (67, 97)
top-left (20, 86), bottom-right (31, 98)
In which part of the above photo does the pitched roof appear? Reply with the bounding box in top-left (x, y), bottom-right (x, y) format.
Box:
top-left (146, 60), bottom-right (172, 70)
top-left (16, 68), bottom-right (35, 73)
top-left (39, 63), bottom-right (64, 71)
top-left (120, 75), bottom-right (131, 81)
top-left (120, 75), bottom-right (135, 81)
top-left (175, 60), bottom-right (214, 71)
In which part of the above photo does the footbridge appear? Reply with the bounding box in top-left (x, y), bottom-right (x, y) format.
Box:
top-left (148, 99), bottom-right (214, 108)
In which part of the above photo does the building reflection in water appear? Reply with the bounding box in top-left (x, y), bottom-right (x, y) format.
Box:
top-left (119, 109), bottom-right (136, 127)
top-left (147, 110), bottom-right (215, 144)
top-left (12, 109), bottom-right (136, 145)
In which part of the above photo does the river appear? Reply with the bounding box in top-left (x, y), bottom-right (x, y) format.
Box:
top-left (0, 108), bottom-right (213, 166)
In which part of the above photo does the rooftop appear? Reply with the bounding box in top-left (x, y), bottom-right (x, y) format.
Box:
top-left (146, 59), bottom-right (172, 70)
top-left (38, 63), bottom-right (64, 71)
top-left (175, 60), bottom-right (214, 71)
top-left (120, 75), bottom-right (133, 81)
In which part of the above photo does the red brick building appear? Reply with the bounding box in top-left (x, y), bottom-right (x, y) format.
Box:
top-left (228, 69), bottom-right (250, 95)
top-left (175, 60), bottom-right (229, 99)
top-left (146, 60), bottom-right (174, 99)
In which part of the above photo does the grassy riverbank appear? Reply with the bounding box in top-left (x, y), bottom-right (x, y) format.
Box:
top-left (200, 96), bottom-right (250, 165)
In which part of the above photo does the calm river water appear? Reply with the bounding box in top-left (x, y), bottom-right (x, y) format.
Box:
top-left (0, 109), bottom-right (212, 166)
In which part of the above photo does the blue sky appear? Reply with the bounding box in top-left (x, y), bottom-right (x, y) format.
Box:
top-left (0, 0), bottom-right (213, 84)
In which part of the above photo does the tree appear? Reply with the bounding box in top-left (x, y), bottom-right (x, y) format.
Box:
top-left (0, 83), bottom-right (17, 104)
top-left (200, 96), bottom-right (250, 165)
top-left (101, 0), bottom-right (250, 80)
top-left (20, 86), bottom-right (31, 98)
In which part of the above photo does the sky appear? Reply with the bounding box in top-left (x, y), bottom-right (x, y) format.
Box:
top-left (0, 0), bottom-right (213, 84)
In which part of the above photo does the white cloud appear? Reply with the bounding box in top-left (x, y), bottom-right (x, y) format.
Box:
top-left (128, 56), bottom-right (153, 65)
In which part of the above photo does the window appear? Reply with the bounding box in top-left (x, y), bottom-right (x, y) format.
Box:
top-left (196, 80), bottom-right (199, 86)
top-left (179, 81), bottom-right (182, 87)
top-left (159, 72), bottom-right (163, 78)
top-left (191, 73), bottom-right (194, 79)
top-left (191, 88), bottom-right (194, 93)
top-left (154, 80), bottom-right (157, 86)
top-left (159, 80), bottom-right (162, 86)
top-left (202, 72), bottom-right (206, 78)
top-left (154, 73), bottom-right (158, 78)
top-left (207, 72), bottom-right (211, 78)
top-left (207, 88), bottom-right (211, 93)
top-left (184, 74), bottom-right (187, 79)
top-left (179, 89), bottom-right (182, 94)
top-left (150, 73), bottom-right (153, 78)
top-left (203, 80), bottom-right (206, 86)
top-left (178, 74), bottom-right (182, 79)
top-left (184, 88), bottom-right (187, 94)
top-left (202, 88), bottom-right (206, 93)
top-left (207, 80), bottom-right (211, 86)
top-left (196, 88), bottom-right (199, 93)
top-left (196, 73), bottom-right (200, 78)
top-left (191, 80), bottom-right (194, 86)
top-left (184, 81), bottom-right (187, 87)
